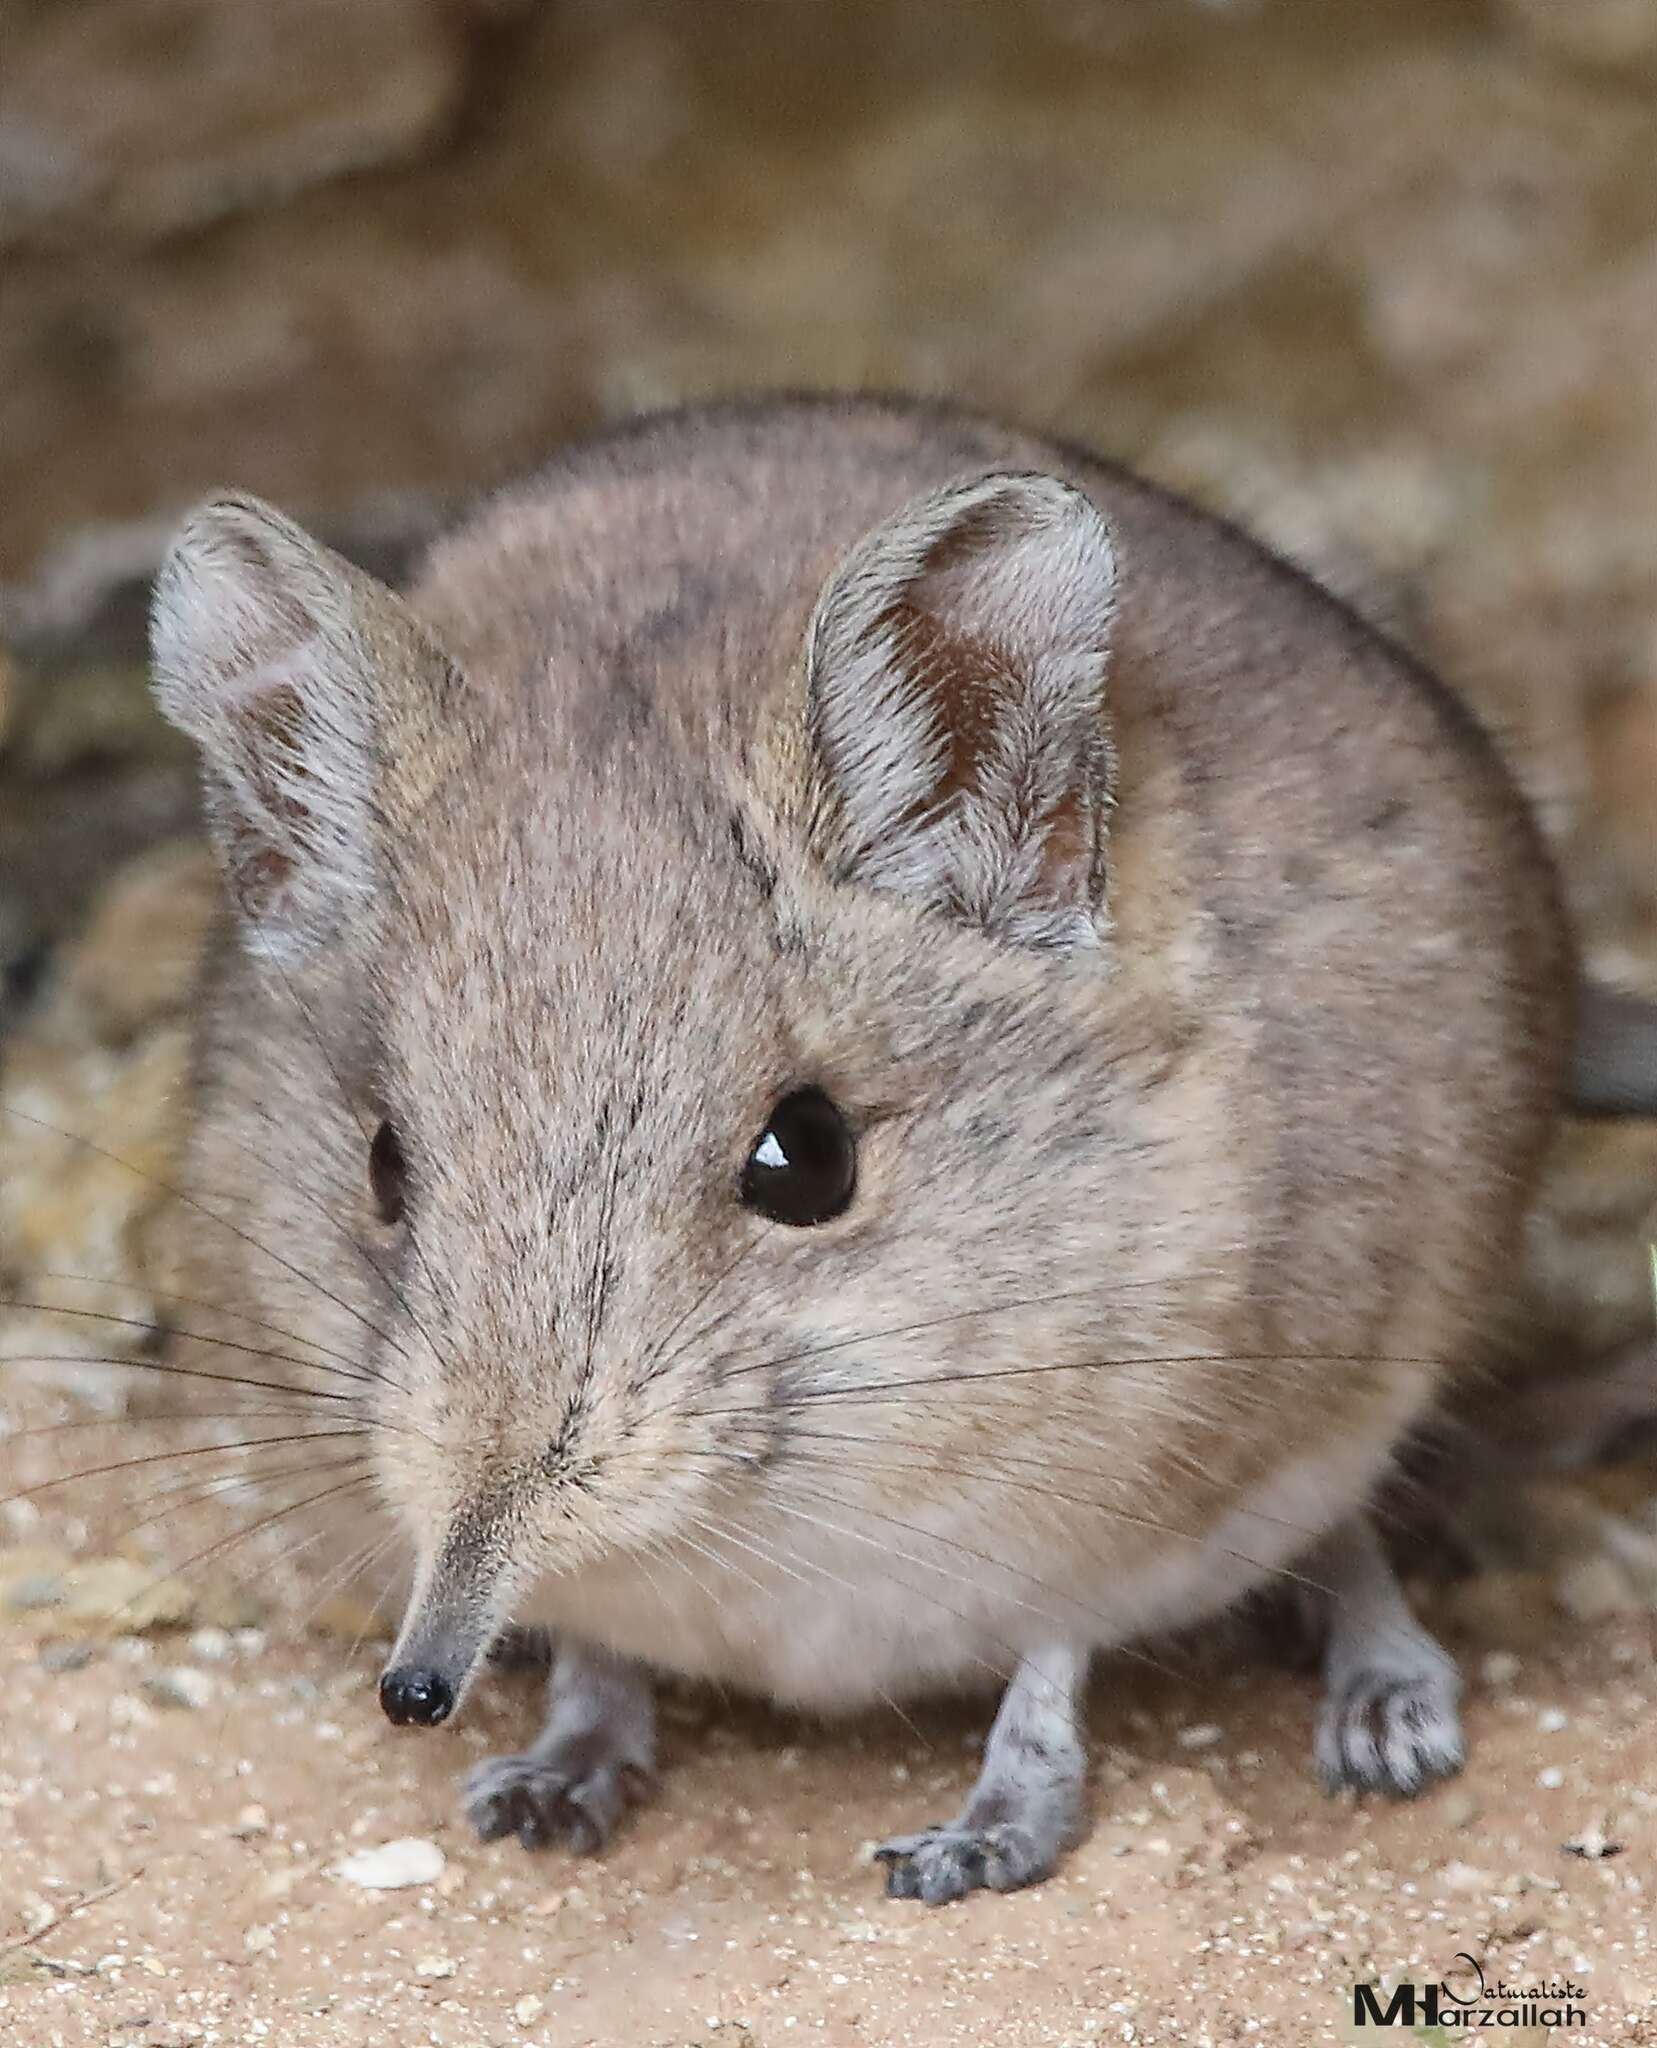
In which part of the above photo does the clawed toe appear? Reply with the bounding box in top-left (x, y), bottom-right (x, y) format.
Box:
top-left (463, 1749), bottom-right (649, 1855)
top-left (1316, 1664), bottom-right (1465, 1798)
top-left (874, 1822), bottom-right (1048, 1905)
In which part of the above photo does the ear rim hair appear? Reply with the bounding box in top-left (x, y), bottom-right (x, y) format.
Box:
top-left (149, 491), bottom-right (450, 963)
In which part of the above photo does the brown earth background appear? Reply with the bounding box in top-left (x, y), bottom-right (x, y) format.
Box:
top-left (5, 3), bottom-right (1657, 2043)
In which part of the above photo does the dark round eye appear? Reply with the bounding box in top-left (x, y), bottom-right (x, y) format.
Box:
top-left (740, 1088), bottom-right (856, 1227)
top-left (368, 1119), bottom-right (407, 1225)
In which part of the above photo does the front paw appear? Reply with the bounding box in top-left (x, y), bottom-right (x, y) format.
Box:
top-left (1316, 1662), bottom-right (1465, 1798)
top-left (463, 1737), bottom-right (652, 1855)
top-left (874, 1822), bottom-right (1051, 1905)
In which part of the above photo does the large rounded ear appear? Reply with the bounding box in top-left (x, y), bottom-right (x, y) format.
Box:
top-left (150, 494), bottom-right (455, 962)
top-left (804, 470), bottom-right (1120, 950)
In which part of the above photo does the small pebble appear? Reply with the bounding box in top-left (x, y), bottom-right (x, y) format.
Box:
top-left (1480, 1650), bottom-right (1521, 1687)
top-left (20, 1894), bottom-right (56, 1936)
top-left (514, 1994), bottom-right (545, 2026)
top-left (1562, 1824), bottom-right (1623, 1860)
top-left (1554, 1554), bottom-right (1640, 1623)
top-left (415, 1955), bottom-right (458, 1981)
top-left (1538, 1706), bottom-right (1568, 1733)
top-left (1440, 1789), bottom-right (1482, 1828)
top-left (143, 1666), bottom-right (215, 1711)
top-left (1176, 1723), bottom-right (1223, 1750)
top-left (39, 1641), bottom-right (94, 1673)
top-left (231, 1804), bottom-right (270, 1840)
top-left (1537, 1766), bottom-right (1565, 1790)
top-left (6, 1573), bottom-right (66, 1611)
top-left (334, 1837), bottom-right (447, 1890)
top-left (189, 1627), bottom-right (235, 1663)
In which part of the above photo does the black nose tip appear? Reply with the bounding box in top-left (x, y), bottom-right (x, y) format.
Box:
top-left (379, 1666), bottom-right (454, 1728)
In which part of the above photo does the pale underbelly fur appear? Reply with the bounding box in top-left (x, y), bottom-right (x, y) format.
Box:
top-left (521, 1368), bottom-right (1436, 1712)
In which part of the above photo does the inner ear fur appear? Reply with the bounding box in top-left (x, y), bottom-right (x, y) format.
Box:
top-left (803, 469), bottom-right (1121, 950)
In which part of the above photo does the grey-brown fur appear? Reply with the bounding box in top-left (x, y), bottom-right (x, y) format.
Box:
top-left (150, 396), bottom-right (1568, 1902)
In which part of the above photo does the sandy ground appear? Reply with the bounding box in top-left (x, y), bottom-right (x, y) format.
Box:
top-left (3, 1518), bottom-right (1655, 2048)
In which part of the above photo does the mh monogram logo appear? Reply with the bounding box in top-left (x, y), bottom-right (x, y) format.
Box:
top-left (1352, 1952), bottom-right (1588, 2031)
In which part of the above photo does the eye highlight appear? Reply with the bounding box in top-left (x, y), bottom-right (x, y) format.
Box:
top-left (369, 1119), bottom-right (408, 1225)
top-left (741, 1088), bottom-right (856, 1227)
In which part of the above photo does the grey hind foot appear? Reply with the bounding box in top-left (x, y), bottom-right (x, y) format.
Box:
top-left (1316, 1659), bottom-right (1464, 1796)
top-left (1309, 1514), bottom-right (1464, 1799)
top-left (877, 1642), bottom-right (1089, 1907)
top-left (876, 1820), bottom-right (1054, 1904)
top-left (464, 1639), bottom-right (655, 1856)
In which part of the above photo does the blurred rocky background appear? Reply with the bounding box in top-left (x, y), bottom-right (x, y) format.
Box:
top-left (3, 0), bottom-right (1657, 1609)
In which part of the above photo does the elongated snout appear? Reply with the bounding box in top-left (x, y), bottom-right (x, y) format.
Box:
top-left (379, 1514), bottom-right (512, 1731)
